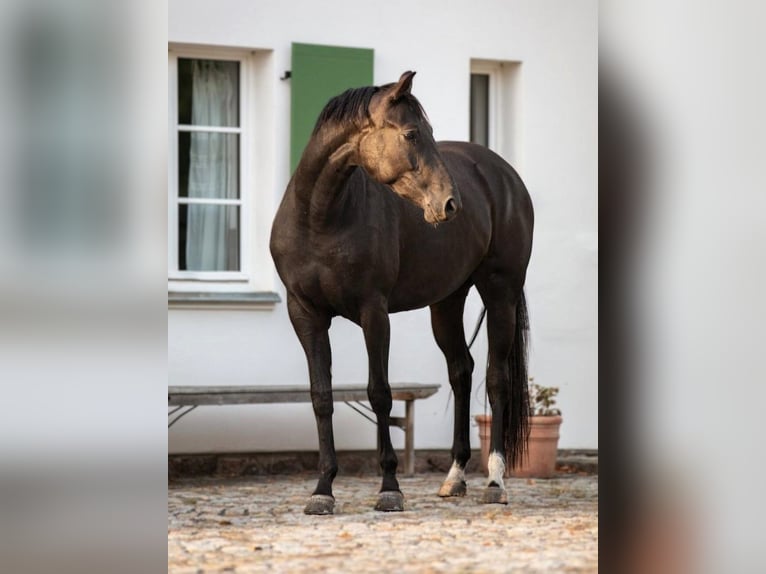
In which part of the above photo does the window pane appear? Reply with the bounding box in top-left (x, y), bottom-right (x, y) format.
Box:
top-left (178, 58), bottom-right (239, 127)
top-left (470, 73), bottom-right (490, 147)
top-left (179, 204), bottom-right (240, 271)
top-left (178, 132), bottom-right (239, 199)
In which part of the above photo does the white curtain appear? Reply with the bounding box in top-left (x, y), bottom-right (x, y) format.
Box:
top-left (186, 60), bottom-right (239, 271)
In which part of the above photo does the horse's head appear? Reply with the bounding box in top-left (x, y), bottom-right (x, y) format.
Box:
top-left (357, 71), bottom-right (460, 224)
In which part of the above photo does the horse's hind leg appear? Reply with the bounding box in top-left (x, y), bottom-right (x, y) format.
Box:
top-left (474, 279), bottom-right (523, 505)
top-left (430, 286), bottom-right (474, 498)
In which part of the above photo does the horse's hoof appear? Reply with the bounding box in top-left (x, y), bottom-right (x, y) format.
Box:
top-left (375, 491), bottom-right (404, 512)
top-left (304, 494), bottom-right (335, 515)
top-left (481, 486), bottom-right (508, 505)
top-left (438, 480), bottom-right (467, 497)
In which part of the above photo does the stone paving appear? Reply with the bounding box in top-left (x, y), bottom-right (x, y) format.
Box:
top-left (169, 471), bottom-right (598, 573)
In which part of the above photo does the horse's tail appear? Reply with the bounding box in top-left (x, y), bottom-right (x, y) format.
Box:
top-left (506, 290), bottom-right (530, 469)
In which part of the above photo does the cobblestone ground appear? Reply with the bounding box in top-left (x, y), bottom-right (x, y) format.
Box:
top-left (169, 472), bottom-right (598, 573)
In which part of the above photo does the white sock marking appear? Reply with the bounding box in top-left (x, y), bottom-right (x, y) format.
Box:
top-left (445, 461), bottom-right (465, 483)
top-left (487, 452), bottom-right (506, 487)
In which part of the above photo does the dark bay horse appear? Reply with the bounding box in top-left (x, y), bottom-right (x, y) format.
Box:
top-left (270, 71), bottom-right (534, 514)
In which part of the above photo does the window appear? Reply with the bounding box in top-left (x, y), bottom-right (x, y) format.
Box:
top-left (168, 46), bottom-right (278, 306)
top-left (169, 52), bottom-right (247, 282)
top-left (176, 58), bottom-right (241, 273)
top-left (470, 72), bottom-right (491, 148)
top-left (469, 60), bottom-right (523, 167)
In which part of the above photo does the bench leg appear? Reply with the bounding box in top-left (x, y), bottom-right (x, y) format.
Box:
top-left (404, 399), bottom-right (415, 476)
top-left (387, 400), bottom-right (416, 476)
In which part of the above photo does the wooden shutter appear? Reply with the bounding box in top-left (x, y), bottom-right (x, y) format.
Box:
top-left (290, 43), bottom-right (374, 173)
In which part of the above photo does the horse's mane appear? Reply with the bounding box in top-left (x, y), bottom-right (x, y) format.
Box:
top-left (312, 84), bottom-right (429, 134)
top-left (312, 86), bottom-right (379, 134)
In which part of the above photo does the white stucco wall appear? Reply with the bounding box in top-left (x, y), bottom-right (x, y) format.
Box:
top-left (168, 0), bottom-right (597, 453)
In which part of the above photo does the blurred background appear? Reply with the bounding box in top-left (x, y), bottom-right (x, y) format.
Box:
top-left (0, 1), bottom-right (167, 572)
top-left (601, 1), bottom-right (766, 572)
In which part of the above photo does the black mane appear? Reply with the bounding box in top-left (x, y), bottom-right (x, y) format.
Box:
top-left (312, 86), bottom-right (380, 134)
top-left (312, 84), bottom-right (430, 134)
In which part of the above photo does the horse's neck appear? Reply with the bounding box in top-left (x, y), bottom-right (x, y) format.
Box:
top-left (292, 126), bottom-right (360, 228)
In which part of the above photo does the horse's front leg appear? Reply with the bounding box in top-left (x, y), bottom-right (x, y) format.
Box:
top-left (287, 295), bottom-right (337, 515)
top-left (360, 302), bottom-right (403, 512)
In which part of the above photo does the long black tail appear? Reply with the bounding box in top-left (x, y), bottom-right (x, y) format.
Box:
top-left (506, 290), bottom-right (530, 468)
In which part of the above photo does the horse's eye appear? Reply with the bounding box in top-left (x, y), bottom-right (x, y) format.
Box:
top-left (403, 131), bottom-right (417, 142)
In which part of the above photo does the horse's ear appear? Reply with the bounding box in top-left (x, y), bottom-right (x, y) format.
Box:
top-left (390, 71), bottom-right (416, 102)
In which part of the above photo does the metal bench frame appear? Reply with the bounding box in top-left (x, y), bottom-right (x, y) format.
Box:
top-left (168, 383), bottom-right (440, 476)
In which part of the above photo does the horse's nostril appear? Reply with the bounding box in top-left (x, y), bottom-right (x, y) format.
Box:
top-left (444, 197), bottom-right (457, 216)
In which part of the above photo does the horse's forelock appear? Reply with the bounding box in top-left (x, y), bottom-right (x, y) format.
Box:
top-left (401, 94), bottom-right (430, 126)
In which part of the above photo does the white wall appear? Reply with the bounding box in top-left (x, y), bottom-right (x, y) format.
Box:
top-left (168, 0), bottom-right (598, 453)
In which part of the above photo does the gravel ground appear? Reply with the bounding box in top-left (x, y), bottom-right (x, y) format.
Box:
top-left (168, 472), bottom-right (598, 573)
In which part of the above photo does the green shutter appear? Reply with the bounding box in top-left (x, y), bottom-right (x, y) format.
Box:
top-left (290, 43), bottom-right (374, 173)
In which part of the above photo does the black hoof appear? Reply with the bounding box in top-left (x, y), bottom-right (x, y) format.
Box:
top-left (375, 490), bottom-right (404, 512)
top-left (438, 480), bottom-right (467, 498)
top-left (304, 494), bottom-right (335, 515)
top-left (481, 486), bottom-right (508, 505)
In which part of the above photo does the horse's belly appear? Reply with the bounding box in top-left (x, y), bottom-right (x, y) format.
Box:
top-left (388, 287), bottom-right (462, 313)
top-left (387, 258), bottom-right (478, 312)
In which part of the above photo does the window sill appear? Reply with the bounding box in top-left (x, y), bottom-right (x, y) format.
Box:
top-left (168, 291), bottom-right (281, 310)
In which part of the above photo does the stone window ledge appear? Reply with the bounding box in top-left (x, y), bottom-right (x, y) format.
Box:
top-left (168, 291), bottom-right (281, 310)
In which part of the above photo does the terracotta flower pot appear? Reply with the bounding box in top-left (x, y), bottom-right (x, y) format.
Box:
top-left (475, 414), bottom-right (563, 478)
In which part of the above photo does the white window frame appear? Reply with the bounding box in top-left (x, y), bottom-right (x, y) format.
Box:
top-left (470, 59), bottom-right (523, 170)
top-left (168, 46), bottom-right (253, 287)
top-left (470, 61), bottom-right (502, 153)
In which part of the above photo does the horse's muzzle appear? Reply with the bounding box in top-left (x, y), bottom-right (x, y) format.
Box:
top-left (425, 195), bottom-right (460, 224)
top-left (443, 197), bottom-right (459, 220)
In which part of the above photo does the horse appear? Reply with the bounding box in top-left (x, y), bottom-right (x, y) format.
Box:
top-left (270, 71), bottom-right (534, 514)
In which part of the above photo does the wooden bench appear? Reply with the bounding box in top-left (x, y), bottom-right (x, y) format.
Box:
top-left (168, 383), bottom-right (440, 476)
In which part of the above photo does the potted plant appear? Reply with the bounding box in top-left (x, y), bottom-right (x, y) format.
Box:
top-left (475, 378), bottom-right (563, 478)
